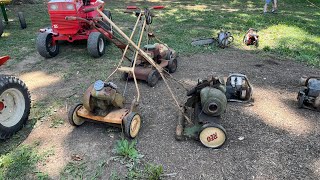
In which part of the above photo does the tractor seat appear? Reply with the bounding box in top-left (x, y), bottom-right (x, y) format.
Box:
top-left (144, 44), bottom-right (156, 50)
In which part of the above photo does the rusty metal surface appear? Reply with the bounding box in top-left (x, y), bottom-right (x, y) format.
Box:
top-left (83, 84), bottom-right (94, 112)
top-left (77, 106), bottom-right (129, 124)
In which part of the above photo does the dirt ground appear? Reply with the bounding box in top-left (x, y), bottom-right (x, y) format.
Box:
top-left (3, 47), bottom-right (320, 179)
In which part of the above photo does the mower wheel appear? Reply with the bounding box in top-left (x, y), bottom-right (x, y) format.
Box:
top-left (123, 112), bottom-right (141, 138)
top-left (18, 12), bottom-right (27, 29)
top-left (0, 75), bottom-right (31, 139)
top-left (0, 20), bottom-right (3, 37)
top-left (122, 72), bottom-right (132, 81)
top-left (87, 32), bottom-right (106, 58)
top-left (37, 32), bottom-right (59, 58)
top-left (68, 103), bottom-right (85, 126)
top-left (100, 9), bottom-right (113, 33)
top-left (255, 39), bottom-right (259, 48)
top-left (167, 56), bottom-right (178, 73)
top-left (147, 70), bottom-right (160, 87)
top-left (199, 123), bottom-right (227, 148)
top-left (297, 93), bottom-right (305, 109)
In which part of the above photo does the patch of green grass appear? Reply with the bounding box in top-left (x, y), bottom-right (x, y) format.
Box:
top-left (113, 139), bottom-right (143, 162)
top-left (49, 117), bottom-right (64, 128)
top-left (144, 163), bottom-right (163, 180)
top-left (60, 161), bottom-right (87, 179)
top-left (0, 144), bottom-right (49, 179)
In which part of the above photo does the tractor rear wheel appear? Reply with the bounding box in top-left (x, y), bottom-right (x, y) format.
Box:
top-left (87, 32), bottom-right (106, 58)
top-left (199, 123), bottom-right (227, 148)
top-left (68, 103), bottom-right (85, 126)
top-left (17, 12), bottom-right (27, 29)
top-left (36, 32), bottom-right (59, 58)
top-left (0, 20), bottom-right (3, 37)
top-left (100, 9), bottom-right (112, 33)
top-left (123, 112), bottom-right (141, 138)
top-left (0, 75), bottom-right (31, 139)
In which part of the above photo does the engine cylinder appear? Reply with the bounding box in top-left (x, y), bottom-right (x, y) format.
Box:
top-left (200, 87), bottom-right (227, 116)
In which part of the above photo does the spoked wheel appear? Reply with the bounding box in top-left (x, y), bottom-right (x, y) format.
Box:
top-left (199, 123), bottom-right (227, 148)
top-left (147, 70), bottom-right (160, 87)
top-left (17, 12), bottom-right (27, 29)
top-left (0, 75), bottom-right (31, 139)
top-left (123, 112), bottom-right (141, 138)
top-left (68, 103), bottom-right (85, 126)
top-left (36, 32), bottom-right (59, 58)
top-left (0, 20), bottom-right (3, 37)
top-left (87, 32), bottom-right (106, 58)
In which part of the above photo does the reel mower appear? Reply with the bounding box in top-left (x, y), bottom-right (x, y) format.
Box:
top-left (176, 76), bottom-right (228, 148)
top-left (243, 28), bottom-right (259, 47)
top-left (297, 76), bottom-right (320, 111)
top-left (69, 80), bottom-right (141, 138)
top-left (68, 4), bottom-right (182, 139)
top-left (0, 0), bottom-right (27, 37)
top-left (225, 73), bottom-right (253, 102)
top-left (0, 56), bottom-right (31, 139)
top-left (36, 0), bottom-right (113, 58)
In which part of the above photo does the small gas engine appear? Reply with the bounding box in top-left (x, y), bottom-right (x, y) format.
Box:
top-left (297, 76), bottom-right (320, 111)
top-left (225, 73), bottom-right (253, 102)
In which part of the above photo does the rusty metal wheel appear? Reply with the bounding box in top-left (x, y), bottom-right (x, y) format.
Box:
top-left (147, 70), bottom-right (160, 87)
top-left (123, 112), bottom-right (141, 138)
top-left (199, 123), bottom-right (227, 148)
top-left (68, 103), bottom-right (85, 126)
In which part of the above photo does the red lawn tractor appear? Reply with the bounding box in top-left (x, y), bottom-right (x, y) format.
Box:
top-left (0, 56), bottom-right (31, 139)
top-left (36, 0), bottom-right (113, 58)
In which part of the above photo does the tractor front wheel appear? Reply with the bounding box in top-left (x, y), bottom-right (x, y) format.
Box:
top-left (0, 75), bottom-right (31, 139)
top-left (36, 32), bottom-right (59, 58)
top-left (199, 123), bottom-right (227, 148)
top-left (17, 12), bottom-right (27, 29)
top-left (87, 32), bottom-right (106, 58)
top-left (123, 112), bottom-right (141, 138)
top-left (0, 20), bottom-right (3, 37)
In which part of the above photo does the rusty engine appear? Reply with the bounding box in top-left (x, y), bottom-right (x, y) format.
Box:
top-left (83, 80), bottom-right (125, 116)
top-left (298, 76), bottom-right (320, 111)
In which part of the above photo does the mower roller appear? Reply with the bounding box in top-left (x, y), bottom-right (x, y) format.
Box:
top-left (67, 5), bottom-right (181, 138)
top-left (0, 55), bottom-right (31, 139)
top-left (0, 0), bottom-right (27, 37)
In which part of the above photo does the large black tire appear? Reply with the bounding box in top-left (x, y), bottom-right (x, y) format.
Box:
top-left (0, 20), bottom-right (3, 37)
top-left (199, 123), bottom-right (227, 148)
top-left (68, 103), bottom-right (85, 126)
top-left (99, 9), bottom-right (112, 32)
top-left (147, 70), bottom-right (160, 87)
top-left (87, 32), bottom-right (106, 58)
top-left (0, 75), bottom-right (31, 139)
top-left (123, 112), bottom-right (141, 138)
top-left (36, 32), bottom-right (59, 58)
top-left (17, 12), bottom-right (27, 29)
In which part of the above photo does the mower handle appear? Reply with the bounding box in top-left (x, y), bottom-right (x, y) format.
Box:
top-left (83, 4), bottom-right (103, 13)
